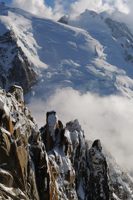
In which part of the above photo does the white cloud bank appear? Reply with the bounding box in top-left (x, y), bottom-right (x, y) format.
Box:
top-left (68, 0), bottom-right (133, 16)
top-left (11, 0), bottom-right (65, 20)
top-left (11, 0), bottom-right (133, 20)
top-left (27, 87), bottom-right (133, 172)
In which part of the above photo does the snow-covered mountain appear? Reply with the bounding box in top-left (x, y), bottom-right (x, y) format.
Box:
top-left (1, 2), bottom-right (133, 99)
top-left (0, 2), bottom-right (133, 199)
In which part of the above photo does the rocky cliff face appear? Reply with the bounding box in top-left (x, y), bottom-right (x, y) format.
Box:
top-left (0, 85), bottom-right (132, 200)
top-left (104, 17), bottom-right (133, 63)
top-left (0, 85), bottom-right (55, 199)
top-left (0, 30), bottom-right (37, 93)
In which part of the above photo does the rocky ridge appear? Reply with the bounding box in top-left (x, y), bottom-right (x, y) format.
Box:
top-left (0, 85), bottom-right (132, 199)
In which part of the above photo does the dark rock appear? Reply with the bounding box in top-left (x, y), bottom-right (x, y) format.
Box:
top-left (58, 15), bottom-right (69, 24)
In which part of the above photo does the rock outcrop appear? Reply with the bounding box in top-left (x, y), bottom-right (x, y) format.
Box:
top-left (0, 86), bottom-right (133, 199)
top-left (58, 15), bottom-right (69, 24)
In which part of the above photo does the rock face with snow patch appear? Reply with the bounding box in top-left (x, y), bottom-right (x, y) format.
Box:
top-left (87, 140), bottom-right (113, 199)
top-left (0, 30), bottom-right (37, 93)
top-left (104, 17), bottom-right (133, 63)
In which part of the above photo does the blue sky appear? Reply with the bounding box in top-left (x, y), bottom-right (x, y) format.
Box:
top-left (1, 0), bottom-right (73, 7)
top-left (1, 0), bottom-right (11, 5)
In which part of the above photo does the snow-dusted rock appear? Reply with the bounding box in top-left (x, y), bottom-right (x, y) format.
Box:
top-left (88, 139), bottom-right (113, 200)
top-left (8, 85), bottom-right (24, 103)
top-left (105, 148), bottom-right (133, 200)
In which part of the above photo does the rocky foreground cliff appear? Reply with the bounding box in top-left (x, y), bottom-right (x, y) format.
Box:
top-left (0, 85), bottom-right (133, 200)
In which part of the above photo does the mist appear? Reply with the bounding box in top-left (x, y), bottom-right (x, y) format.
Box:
top-left (27, 87), bottom-right (133, 171)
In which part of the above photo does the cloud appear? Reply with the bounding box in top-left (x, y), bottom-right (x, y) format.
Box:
top-left (67, 0), bottom-right (131, 18)
top-left (11, 0), bottom-right (64, 20)
top-left (27, 87), bottom-right (133, 172)
top-left (68, 0), bottom-right (103, 18)
top-left (52, 0), bottom-right (67, 19)
top-left (102, 0), bottom-right (129, 13)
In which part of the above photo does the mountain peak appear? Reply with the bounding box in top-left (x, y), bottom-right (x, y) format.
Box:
top-left (80, 9), bottom-right (98, 18)
top-left (58, 15), bottom-right (69, 24)
top-left (0, 2), bottom-right (6, 9)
